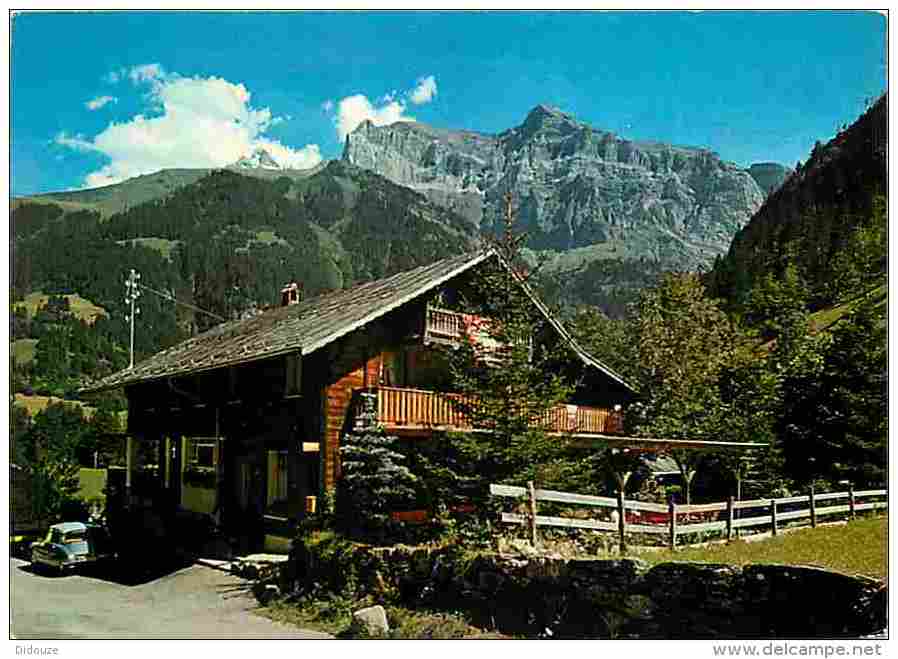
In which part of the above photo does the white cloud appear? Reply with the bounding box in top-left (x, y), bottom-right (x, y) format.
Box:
top-left (334, 94), bottom-right (413, 142)
top-left (129, 63), bottom-right (166, 84)
top-left (54, 132), bottom-right (100, 153)
top-left (328, 75), bottom-right (439, 141)
top-left (86, 95), bottom-right (117, 111)
top-left (409, 75), bottom-right (437, 105)
top-left (57, 67), bottom-right (322, 187)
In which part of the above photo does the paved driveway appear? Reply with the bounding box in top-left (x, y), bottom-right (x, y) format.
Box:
top-left (10, 558), bottom-right (332, 639)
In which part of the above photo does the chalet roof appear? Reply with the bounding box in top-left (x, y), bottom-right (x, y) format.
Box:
top-left (81, 248), bottom-right (635, 394)
top-left (570, 434), bottom-right (767, 452)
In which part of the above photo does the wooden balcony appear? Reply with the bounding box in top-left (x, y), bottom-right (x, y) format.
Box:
top-left (375, 385), bottom-right (623, 436)
top-left (424, 307), bottom-right (498, 346)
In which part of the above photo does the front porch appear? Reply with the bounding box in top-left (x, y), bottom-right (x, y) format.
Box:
top-left (114, 388), bottom-right (320, 556)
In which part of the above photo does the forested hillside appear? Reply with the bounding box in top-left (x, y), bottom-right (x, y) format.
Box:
top-left (709, 95), bottom-right (887, 311)
top-left (10, 163), bottom-right (475, 397)
top-left (572, 96), bottom-right (887, 494)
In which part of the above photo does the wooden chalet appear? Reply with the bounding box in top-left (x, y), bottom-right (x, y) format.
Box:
top-left (83, 248), bottom-right (638, 550)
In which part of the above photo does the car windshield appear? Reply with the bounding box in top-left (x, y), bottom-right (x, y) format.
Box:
top-left (49, 528), bottom-right (90, 555)
top-left (62, 531), bottom-right (87, 544)
top-left (65, 532), bottom-right (90, 554)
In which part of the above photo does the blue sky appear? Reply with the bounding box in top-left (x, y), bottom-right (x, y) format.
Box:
top-left (11, 10), bottom-right (887, 195)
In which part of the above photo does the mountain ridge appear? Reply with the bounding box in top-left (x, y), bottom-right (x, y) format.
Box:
top-left (343, 104), bottom-right (769, 259)
top-left (343, 104), bottom-right (777, 314)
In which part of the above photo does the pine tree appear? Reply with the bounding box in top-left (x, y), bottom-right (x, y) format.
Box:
top-left (778, 300), bottom-right (886, 487)
top-left (337, 393), bottom-right (418, 541)
top-left (441, 194), bottom-right (575, 489)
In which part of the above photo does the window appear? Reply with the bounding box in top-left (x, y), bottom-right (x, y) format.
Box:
top-left (267, 451), bottom-right (288, 507)
top-left (382, 350), bottom-right (406, 387)
top-left (187, 439), bottom-right (216, 468)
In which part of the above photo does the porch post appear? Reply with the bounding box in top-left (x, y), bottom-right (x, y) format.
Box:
top-left (157, 435), bottom-right (167, 492)
top-left (161, 436), bottom-right (169, 489)
top-left (171, 432), bottom-right (183, 508)
top-left (213, 407), bottom-right (224, 528)
top-left (287, 400), bottom-right (304, 524)
top-left (125, 435), bottom-right (138, 504)
top-left (615, 470), bottom-right (631, 554)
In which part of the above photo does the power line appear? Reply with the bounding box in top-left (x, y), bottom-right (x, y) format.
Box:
top-left (137, 282), bottom-right (226, 321)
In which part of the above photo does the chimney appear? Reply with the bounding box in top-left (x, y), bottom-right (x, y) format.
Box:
top-left (280, 282), bottom-right (303, 307)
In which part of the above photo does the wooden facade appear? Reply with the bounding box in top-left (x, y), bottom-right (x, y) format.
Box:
top-left (101, 252), bottom-right (635, 550)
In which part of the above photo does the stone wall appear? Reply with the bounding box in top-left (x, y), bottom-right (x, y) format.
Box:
top-left (287, 539), bottom-right (886, 639)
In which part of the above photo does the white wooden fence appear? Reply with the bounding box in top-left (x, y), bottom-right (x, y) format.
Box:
top-left (490, 482), bottom-right (887, 551)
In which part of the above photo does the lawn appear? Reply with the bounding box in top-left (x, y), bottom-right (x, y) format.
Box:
top-left (77, 468), bottom-right (108, 502)
top-left (13, 393), bottom-right (94, 418)
top-left (114, 237), bottom-right (180, 261)
top-left (632, 516), bottom-right (887, 580)
top-left (14, 291), bottom-right (107, 324)
top-left (11, 339), bottom-right (38, 366)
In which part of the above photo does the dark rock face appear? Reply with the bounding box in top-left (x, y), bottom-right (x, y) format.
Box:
top-left (343, 105), bottom-right (766, 273)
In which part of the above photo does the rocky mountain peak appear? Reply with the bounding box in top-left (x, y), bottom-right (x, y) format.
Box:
top-left (233, 147), bottom-right (281, 170)
top-left (518, 103), bottom-right (580, 139)
top-left (342, 106), bottom-right (768, 286)
top-left (528, 103), bottom-right (565, 119)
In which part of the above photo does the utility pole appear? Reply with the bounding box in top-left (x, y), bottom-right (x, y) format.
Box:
top-left (124, 268), bottom-right (141, 369)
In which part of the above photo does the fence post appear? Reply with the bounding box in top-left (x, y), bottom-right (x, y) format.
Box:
top-left (809, 486), bottom-right (817, 528)
top-left (617, 488), bottom-right (627, 554)
top-left (726, 496), bottom-right (734, 542)
top-left (770, 499), bottom-right (778, 536)
top-left (849, 484), bottom-right (856, 520)
top-left (527, 480), bottom-right (538, 547)
top-left (668, 500), bottom-right (677, 551)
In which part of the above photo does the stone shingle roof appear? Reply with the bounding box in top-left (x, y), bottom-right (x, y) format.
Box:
top-left (82, 250), bottom-right (495, 393)
top-left (81, 247), bottom-right (636, 395)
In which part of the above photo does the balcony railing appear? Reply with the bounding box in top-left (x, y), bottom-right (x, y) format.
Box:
top-left (425, 306), bottom-right (502, 345)
top-left (425, 307), bottom-right (467, 343)
top-left (375, 386), bottom-right (623, 436)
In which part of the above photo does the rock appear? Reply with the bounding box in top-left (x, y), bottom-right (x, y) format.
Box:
top-left (352, 604), bottom-right (390, 636)
top-left (253, 582), bottom-right (280, 606)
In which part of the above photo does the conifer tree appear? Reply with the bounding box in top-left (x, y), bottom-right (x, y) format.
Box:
top-left (441, 194), bottom-right (575, 488)
top-left (337, 393), bottom-right (418, 541)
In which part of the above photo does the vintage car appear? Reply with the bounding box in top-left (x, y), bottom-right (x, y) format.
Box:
top-left (30, 522), bottom-right (115, 574)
